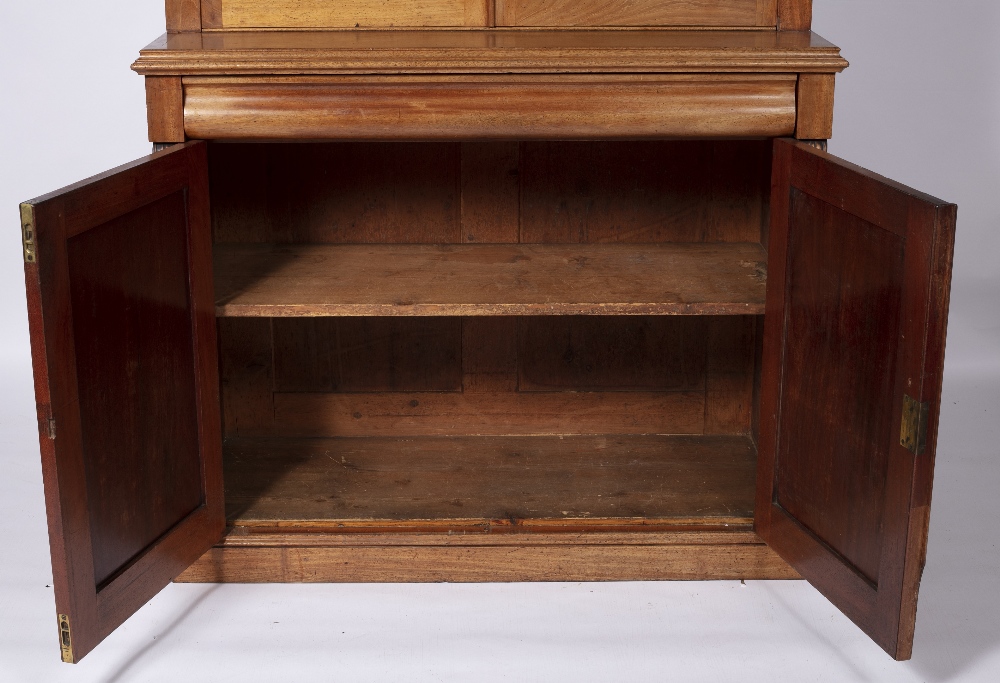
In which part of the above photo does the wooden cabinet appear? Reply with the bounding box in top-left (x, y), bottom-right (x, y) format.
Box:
top-left (20, 0), bottom-right (955, 665)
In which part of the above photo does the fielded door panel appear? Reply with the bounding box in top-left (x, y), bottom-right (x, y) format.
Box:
top-left (757, 139), bottom-right (956, 660)
top-left (21, 142), bottom-right (223, 663)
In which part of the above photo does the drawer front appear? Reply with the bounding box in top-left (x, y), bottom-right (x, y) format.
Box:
top-left (183, 75), bottom-right (797, 140)
top-left (201, 0), bottom-right (490, 29)
top-left (496, 0), bottom-right (776, 28)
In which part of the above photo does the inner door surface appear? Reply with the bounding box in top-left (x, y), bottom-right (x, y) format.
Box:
top-left (22, 142), bottom-right (223, 662)
top-left (757, 139), bottom-right (956, 659)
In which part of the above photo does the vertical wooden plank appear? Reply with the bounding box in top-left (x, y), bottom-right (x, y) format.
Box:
top-left (704, 316), bottom-right (755, 434)
top-left (202, 0), bottom-right (223, 28)
top-left (461, 142), bottom-right (520, 244)
top-left (166, 0), bottom-right (203, 32)
top-left (756, 0), bottom-right (778, 26)
top-left (777, 0), bottom-right (811, 30)
top-left (145, 77), bottom-right (185, 144)
top-left (796, 73), bottom-right (836, 140)
top-left (463, 318), bottom-right (518, 393)
top-left (495, 0), bottom-right (512, 25)
top-left (465, 0), bottom-right (491, 27)
top-left (219, 318), bottom-right (274, 437)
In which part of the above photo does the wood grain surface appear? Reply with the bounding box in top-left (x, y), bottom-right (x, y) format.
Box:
top-left (183, 75), bottom-right (797, 140)
top-left (133, 30), bottom-right (847, 75)
top-left (177, 542), bottom-right (798, 582)
top-left (211, 0), bottom-right (489, 29)
top-left (269, 390), bottom-right (705, 437)
top-left (497, 0), bottom-right (773, 27)
top-left (757, 140), bottom-right (957, 660)
top-left (21, 143), bottom-right (223, 662)
top-left (213, 243), bottom-right (768, 317)
top-left (222, 435), bottom-right (757, 523)
top-left (144, 77), bottom-right (185, 143)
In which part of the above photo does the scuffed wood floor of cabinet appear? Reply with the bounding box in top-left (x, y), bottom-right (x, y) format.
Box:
top-left (176, 435), bottom-right (799, 582)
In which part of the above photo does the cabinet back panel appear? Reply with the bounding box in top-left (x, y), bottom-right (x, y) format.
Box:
top-left (218, 316), bottom-right (756, 438)
top-left (211, 143), bottom-right (463, 244)
top-left (519, 141), bottom-right (771, 243)
top-left (210, 140), bottom-right (770, 246)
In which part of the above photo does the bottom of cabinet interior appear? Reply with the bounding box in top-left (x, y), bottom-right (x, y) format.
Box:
top-left (176, 435), bottom-right (798, 582)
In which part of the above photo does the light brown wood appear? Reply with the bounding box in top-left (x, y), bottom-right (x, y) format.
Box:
top-left (796, 72), bottom-right (836, 139)
top-left (166, 0), bottom-right (202, 32)
top-left (216, 528), bottom-right (761, 543)
top-left (144, 77), bottom-right (185, 143)
top-left (201, 0), bottom-right (222, 29)
top-left (269, 390), bottom-right (704, 437)
top-left (177, 543), bottom-right (799, 582)
top-left (183, 74), bottom-right (797, 140)
top-left (222, 434), bottom-right (757, 523)
top-left (213, 243), bottom-right (769, 317)
top-left (497, 0), bottom-right (774, 28)
top-left (133, 30), bottom-right (848, 76)
top-left (214, 0), bottom-right (489, 29)
top-left (778, 0), bottom-right (812, 30)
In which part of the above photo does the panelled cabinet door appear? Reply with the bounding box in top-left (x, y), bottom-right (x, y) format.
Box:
top-left (21, 142), bottom-right (223, 663)
top-left (757, 139), bottom-right (956, 659)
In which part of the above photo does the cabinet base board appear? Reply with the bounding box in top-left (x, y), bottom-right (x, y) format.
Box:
top-left (176, 531), bottom-right (799, 582)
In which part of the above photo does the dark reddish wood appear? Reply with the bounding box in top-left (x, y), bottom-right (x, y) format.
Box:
top-left (757, 139), bottom-right (956, 660)
top-left (22, 142), bottom-right (223, 662)
top-left (519, 140), bottom-right (771, 243)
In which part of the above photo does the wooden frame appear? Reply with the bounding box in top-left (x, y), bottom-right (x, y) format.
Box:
top-left (144, 76), bottom-right (185, 143)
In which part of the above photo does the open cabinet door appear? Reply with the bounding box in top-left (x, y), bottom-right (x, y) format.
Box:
top-left (757, 139), bottom-right (956, 659)
top-left (21, 142), bottom-right (223, 662)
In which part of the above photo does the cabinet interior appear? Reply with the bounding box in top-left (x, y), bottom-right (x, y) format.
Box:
top-left (209, 139), bottom-right (772, 534)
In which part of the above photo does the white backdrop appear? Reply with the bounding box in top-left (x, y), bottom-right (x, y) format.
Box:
top-left (1, 2), bottom-right (998, 681)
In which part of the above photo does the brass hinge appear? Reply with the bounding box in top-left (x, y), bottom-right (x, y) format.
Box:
top-left (58, 613), bottom-right (74, 663)
top-left (20, 204), bottom-right (36, 264)
top-left (900, 394), bottom-right (930, 455)
top-left (47, 417), bottom-right (57, 440)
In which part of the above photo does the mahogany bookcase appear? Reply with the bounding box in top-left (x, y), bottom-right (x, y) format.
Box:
top-left (20, 0), bottom-right (955, 663)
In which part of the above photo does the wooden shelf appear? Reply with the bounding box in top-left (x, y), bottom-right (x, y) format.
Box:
top-left (214, 243), bottom-right (767, 317)
top-left (223, 434), bottom-right (757, 528)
